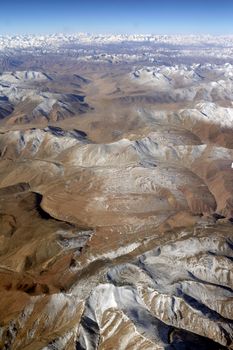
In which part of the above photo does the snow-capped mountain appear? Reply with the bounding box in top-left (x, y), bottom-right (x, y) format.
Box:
top-left (1, 33), bottom-right (233, 50)
top-left (1, 33), bottom-right (233, 65)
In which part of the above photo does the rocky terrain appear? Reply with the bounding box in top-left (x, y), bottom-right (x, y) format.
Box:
top-left (0, 70), bottom-right (91, 124)
top-left (0, 37), bottom-right (232, 350)
top-left (1, 34), bottom-right (233, 73)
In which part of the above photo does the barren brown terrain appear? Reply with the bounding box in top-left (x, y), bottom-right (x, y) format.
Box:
top-left (0, 48), bottom-right (233, 350)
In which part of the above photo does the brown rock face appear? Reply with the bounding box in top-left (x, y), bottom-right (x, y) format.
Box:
top-left (0, 61), bottom-right (233, 350)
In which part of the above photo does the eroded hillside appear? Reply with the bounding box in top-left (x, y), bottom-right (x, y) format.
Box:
top-left (0, 59), bottom-right (232, 349)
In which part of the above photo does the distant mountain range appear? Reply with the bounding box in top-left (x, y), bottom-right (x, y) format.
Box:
top-left (1, 33), bottom-right (233, 69)
top-left (1, 33), bottom-right (233, 50)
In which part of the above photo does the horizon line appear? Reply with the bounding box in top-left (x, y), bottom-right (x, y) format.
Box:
top-left (1, 32), bottom-right (233, 37)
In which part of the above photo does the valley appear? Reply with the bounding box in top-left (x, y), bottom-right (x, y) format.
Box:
top-left (0, 35), bottom-right (232, 350)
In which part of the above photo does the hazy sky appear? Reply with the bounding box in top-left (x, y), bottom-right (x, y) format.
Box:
top-left (1, 0), bottom-right (233, 35)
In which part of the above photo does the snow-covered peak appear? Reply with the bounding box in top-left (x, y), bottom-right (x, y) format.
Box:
top-left (1, 33), bottom-right (233, 51)
top-left (0, 71), bottom-right (49, 84)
